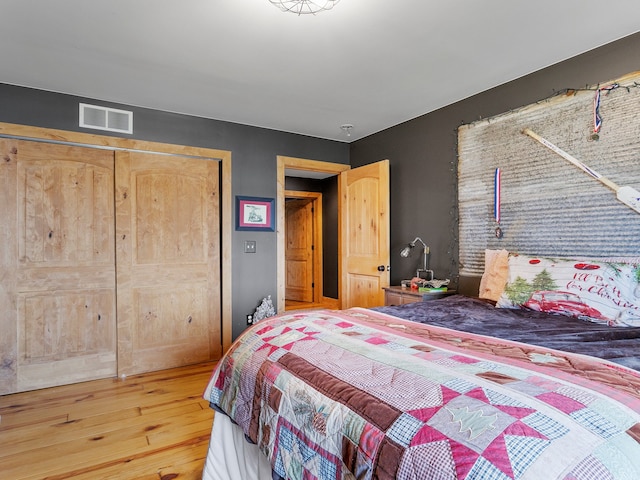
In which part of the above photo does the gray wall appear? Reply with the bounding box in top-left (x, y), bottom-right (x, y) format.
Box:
top-left (3, 31), bottom-right (639, 337)
top-left (0, 84), bottom-right (349, 339)
top-left (350, 32), bottom-right (640, 296)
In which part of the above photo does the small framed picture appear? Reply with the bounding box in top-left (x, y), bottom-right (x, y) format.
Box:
top-left (236, 196), bottom-right (275, 231)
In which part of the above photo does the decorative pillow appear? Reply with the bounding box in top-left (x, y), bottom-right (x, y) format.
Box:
top-left (496, 254), bottom-right (640, 326)
top-left (478, 249), bottom-right (509, 302)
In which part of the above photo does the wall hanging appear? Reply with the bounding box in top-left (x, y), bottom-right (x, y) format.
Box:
top-left (236, 196), bottom-right (275, 231)
top-left (458, 71), bottom-right (640, 277)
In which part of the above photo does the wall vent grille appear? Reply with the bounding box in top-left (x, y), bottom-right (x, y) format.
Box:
top-left (79, 103), bottom-right (133, 134)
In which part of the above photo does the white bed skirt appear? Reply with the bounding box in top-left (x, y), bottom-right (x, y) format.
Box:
top-left (202, 413), bottom-right (273, 480)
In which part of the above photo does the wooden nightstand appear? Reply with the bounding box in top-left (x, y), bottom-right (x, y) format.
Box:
top-left (383, 286), bottom-right (456, 306)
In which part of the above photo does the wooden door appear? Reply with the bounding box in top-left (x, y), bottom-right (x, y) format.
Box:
top-left (115, 151), bottom-right (221, 376)
top-left (340, 160), bottom-right (390, 308)
top-left (285, 198), bottom-right (314, 302)
top-left (0, 139), bottom-right (117, 394)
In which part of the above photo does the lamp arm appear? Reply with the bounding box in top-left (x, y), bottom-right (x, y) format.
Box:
top-left (401, 236), bottom-right (432, 279)
top-left (410, 237), bottom-right (429, 271)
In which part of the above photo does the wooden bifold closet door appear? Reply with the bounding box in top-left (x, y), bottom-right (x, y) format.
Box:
top-left (0, 139), bottom-right (220, 395)
top-left (0, 139), bottom-right (117, 394)
top-left (115, 150), bottom-right (220, 377)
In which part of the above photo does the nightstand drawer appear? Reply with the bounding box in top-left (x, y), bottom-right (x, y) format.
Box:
top-left (383, 286), bottom-right (423, 306)
top-left (383, 286), bottom-right (455, 306)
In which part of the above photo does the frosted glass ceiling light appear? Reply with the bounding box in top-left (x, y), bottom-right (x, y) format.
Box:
top-left (269, 0), bottom-right (340, 15)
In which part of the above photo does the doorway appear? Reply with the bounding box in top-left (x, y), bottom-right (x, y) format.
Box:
top-left (285, 191), bottom-right (322, 310)
top-left (277, 156), bottom-right (390, 312)
top-left (277, 156), bottom-right (349, 312)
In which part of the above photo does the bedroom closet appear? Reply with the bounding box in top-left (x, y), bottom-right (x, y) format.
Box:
top-left (0, 130), bottom-right (226, 395)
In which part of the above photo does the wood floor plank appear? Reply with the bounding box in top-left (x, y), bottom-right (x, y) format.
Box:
top-left (0, 411), bottom-right (69, 430)
top-left (0, 406), bottom-right (143, 458)
top-left (0, 380), bottom-right (145, 428)
top-left (62, 436), bottom-right (211, 480)
top-left (0, 361), bottom-right (217, 480)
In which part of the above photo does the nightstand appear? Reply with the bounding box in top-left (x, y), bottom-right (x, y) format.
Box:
top-left (383, 286), bottom-right (456, 306)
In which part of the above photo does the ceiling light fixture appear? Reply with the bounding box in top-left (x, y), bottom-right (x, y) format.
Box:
top-left (268, 0), bottom-right (340, 15)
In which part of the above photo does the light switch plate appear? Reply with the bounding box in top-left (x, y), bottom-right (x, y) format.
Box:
top-left (244, 240), bottom-right (256, 253)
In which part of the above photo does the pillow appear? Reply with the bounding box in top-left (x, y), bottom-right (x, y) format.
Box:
top-left (478, 249), bottom-right (509, 302)
top-left (496, 254), bottom-right (640, 326)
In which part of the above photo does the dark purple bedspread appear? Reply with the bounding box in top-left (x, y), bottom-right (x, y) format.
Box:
top-left (372, 294), bottom-right (640, 371)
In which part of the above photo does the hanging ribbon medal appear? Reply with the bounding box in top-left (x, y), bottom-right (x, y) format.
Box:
top-left (494, 168), bottom-right (503, 238)
top-left (593, 83), bottom-right (619, 137)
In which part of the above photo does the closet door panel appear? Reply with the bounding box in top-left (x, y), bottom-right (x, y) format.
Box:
top-left (0, 139), bottom-right (116, 394)
top-left (0, 139), bottom-right (19, 394)
top-left (116, 151), bottom-right (221, 376)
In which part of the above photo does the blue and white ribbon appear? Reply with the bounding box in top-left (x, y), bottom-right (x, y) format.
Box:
top-left (494, 168), bottom-right (501, 224)
top-left (593, 83), bottom-right (619, 133)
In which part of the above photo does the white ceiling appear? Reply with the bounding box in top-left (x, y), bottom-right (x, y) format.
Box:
top-left (2, 1), bottom-right (640, 142)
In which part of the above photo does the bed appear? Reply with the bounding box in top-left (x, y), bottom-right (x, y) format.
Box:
top-left (202, 254), bottom-right (640, 480)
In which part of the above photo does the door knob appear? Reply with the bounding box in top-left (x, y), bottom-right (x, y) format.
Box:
top-left (377, 265), bottom-right (385, 272)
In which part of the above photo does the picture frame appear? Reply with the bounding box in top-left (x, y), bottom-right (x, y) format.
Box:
top-left (236, 196), bottom-right (275, 231)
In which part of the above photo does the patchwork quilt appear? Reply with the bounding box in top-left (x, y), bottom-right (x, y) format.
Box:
top-left (204, 307), bottom-right (640, 480)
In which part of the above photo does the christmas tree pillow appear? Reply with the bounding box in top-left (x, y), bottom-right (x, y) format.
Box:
top-left (496, 254), bottom-right (640, 326)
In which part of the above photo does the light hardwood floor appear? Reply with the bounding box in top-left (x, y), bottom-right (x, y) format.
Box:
top-left (285, 297), bottom-right (339, 311)
top-left (0, 361), bottom-right (217, 480)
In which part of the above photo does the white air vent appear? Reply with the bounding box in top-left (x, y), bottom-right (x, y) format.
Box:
top-left (79, 103), bottom-right (133, 134)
